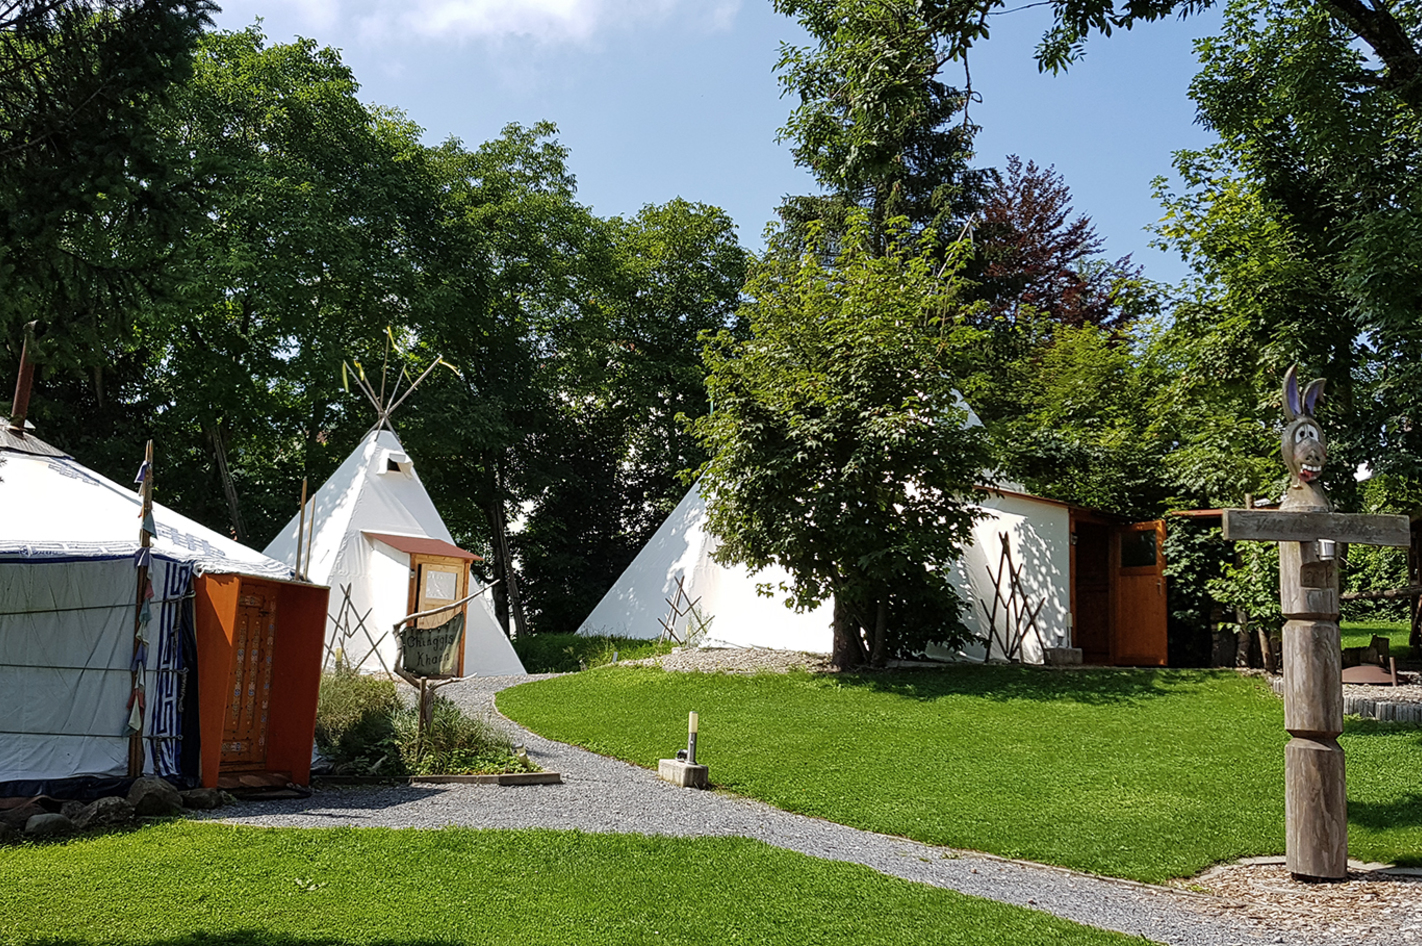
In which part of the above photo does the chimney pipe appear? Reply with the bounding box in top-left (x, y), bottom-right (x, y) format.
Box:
top-left (9, 321), bottom-right (37, 435)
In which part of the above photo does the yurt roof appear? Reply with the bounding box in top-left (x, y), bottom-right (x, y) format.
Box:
top-left (0, 437), bottom-right (292, 578)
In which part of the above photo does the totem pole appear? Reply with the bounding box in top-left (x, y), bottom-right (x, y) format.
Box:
top-left (1223, 367), bottom-right (1410, 880)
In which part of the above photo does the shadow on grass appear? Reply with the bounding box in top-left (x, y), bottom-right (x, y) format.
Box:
top-left (1350, 793), bottom-right (1422, 832)
top-left (23, 936), bottom-right (448, 946)
top-left (1343, 718), bottom-right (1422, 740)
top-left (828, 663), bottom-right (1232, 706)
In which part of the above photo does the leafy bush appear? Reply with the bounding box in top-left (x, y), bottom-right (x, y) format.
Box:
top-left (315, 669), bottom-right (402, 775)
top-left (393, 697), bottom-right (531, 776)
top-left (315, 669), bottom-right (528, 775)
top-left (1342, 544), bottom-right (1411, 622)
top-left (514, 632), bottom-right (673, 673)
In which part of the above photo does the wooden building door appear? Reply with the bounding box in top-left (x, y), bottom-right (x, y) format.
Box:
top-left (1113, 520), bottom-right (1168, 666)
top-left (221, 582), bottom-right (277, 768)
top-left (408, 554), bottom-right (470, 668)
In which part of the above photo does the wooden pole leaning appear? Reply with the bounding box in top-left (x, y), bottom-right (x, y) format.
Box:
top-left (1222, 367), bottom-right (1409, 881)
top-left (128, 440), bottom-right (156, 778)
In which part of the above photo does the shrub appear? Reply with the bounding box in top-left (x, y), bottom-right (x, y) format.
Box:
top-left (393, 697), bottom-right (531, 776)
top-left (514, 632), bottom-right (673, 673)
top-left (315, 668), bottom-right (402, 775)
top-left (315, 670), bottom-right (529, 776)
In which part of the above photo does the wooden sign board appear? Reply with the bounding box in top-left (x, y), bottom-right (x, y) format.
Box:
top-left (1222, 509), bottom-right (1410, 547)
top-left (400, 613), bottom-right (466, 677)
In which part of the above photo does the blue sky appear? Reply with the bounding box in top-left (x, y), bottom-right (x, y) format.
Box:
top-left (211, 1), bottom-right (1224, 285)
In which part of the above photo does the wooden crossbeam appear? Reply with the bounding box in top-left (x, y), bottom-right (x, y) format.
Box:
top-left (1222, 509), bottom-right (1409, 547)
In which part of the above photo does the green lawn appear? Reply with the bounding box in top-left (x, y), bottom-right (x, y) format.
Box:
top-left (513, 633), bottom-right (673, 674)
top-left (0, 823), bottom-right (1144, 946)
top-left (498, 666), bottom-right (1422, 883)
top-left (1341, 619), bottom-right (1414, 660)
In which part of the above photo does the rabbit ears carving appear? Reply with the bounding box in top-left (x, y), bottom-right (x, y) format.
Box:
top-left (1283, 365), bottom-right (1326, 420)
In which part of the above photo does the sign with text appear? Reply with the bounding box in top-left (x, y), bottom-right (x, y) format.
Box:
top-left (400, 613), bottom-right (465, 677)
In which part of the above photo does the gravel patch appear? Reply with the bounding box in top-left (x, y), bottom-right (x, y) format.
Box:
top-left (199, 673), bottom-right (1390, 946)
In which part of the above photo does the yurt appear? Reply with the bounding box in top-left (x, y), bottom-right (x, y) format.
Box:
top-left (0, 427), bottom-right (328, 797)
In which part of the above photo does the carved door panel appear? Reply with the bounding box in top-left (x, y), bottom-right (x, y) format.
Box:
top-left (1113, 520), bottom-right (1168, 666)
top-left (222, 583), bottom-right (277, 767)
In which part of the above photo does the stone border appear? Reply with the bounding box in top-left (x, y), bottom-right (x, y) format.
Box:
top-left (1268, 676), bottom-right (1422, 723)
top-left (316, 772), bottom-right (561, 786)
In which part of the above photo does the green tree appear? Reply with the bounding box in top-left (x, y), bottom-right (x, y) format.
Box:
top-left (772, 0), bottom-right (987, 251)
top-left (511, 199), bottom-right (748, 633)
top-left (691, 214), bottom-right (989, 668)
top-left (1, 0), bottom-right (212, 399)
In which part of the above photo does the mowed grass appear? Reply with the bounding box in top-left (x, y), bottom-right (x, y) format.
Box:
top-left (1341, 619), bottom-right (1414, 660)
top-left (0, 823), bottom-right (1143, 946)
top-left (498, 666), bottom-right (1422, 883)
top-left (513, 633), bottom-right (673, 674)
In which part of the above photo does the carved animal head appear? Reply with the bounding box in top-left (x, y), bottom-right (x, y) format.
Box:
top-left (1281, 365), bottom-right (1327, 487)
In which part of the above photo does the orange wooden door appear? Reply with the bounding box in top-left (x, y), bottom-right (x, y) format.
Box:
top-left (1113, 520), bottom-right (1168, 666)
top-left (221, 582), bottom-right (277, 767)
top-left (409, 555), bottom-right (470, 670)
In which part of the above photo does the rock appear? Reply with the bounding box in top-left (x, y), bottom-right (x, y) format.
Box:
top-left (74, 796), bottom-right (134, 831)
top-left (180, 788), bottom-right (225, 810)
top-left (0, 803), bottom-right (47, 830)
top-left (126, 777), bottom-right (183, 817)
top-left (60, 800), bottom-right (86, 821)
top-left (24, 813), bottom-right (73, 837)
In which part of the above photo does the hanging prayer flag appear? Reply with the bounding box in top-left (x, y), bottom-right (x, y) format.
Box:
top-left (139, 599), bottom-right (152, 626)
top-left (144, 578), bottom-right (154, 600)
top-left (134, 460), bottom-right (150, 485)
top-left (131, 642), bottom-right (148, 671)
top-left (141, 510), bottom-right (157, 536)
top-left (133, 547), bottom-right (152, 569)
top-left (127, 701), bottom-right (142, 734)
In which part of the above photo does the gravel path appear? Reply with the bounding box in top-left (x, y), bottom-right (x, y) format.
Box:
top-left (206, 674), bottom-right (1375, 946)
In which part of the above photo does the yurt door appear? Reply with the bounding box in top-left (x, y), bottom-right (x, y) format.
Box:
top-left (1112, 520), bottom-right (1168, 666)
top-left (408, 554), bottom-right (470, 667)
top-left (222, 582), bottom-right (277, 768)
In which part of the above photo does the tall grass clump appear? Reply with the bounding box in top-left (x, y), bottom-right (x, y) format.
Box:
top-left (316, 668), bottom-right (529, 776)
top-left (514, 632), bottom-right (673, 673)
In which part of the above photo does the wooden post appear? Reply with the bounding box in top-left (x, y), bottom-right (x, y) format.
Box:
top-left (1221, 367), bottom-right (1410, 880)
top-left (129, 440), bottom-right (155, 778)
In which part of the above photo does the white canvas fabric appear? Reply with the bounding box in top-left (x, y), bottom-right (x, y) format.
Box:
top-left (263, 429), bottom-right (525, 677)
top-left (577, 486), bottom-right (835, 653)
top-left (0, 451), bottom-right (291, 577)
top-left (0, 556), bottom-right (192, 783)
top-left (579, 483), bottom-right (1074, 663)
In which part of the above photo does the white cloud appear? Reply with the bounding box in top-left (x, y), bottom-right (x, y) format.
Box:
top-left (265, 0), bottom-right (742, 45)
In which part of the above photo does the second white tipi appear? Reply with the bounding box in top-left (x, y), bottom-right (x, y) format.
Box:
top-left (264, 429), bottom-right (526, 677)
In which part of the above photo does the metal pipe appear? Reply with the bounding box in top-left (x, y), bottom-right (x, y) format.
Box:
top-left (687, 711), bottom-right (698, 765)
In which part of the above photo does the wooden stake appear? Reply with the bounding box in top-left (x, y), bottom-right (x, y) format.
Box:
top-left (128, 440), bottom-right (155, 778)
top-left (295, 478), bottom-right (308, 581)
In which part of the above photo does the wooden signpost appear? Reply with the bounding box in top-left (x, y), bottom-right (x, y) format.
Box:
top-left (1222, 367), bottom-right (1409, 881)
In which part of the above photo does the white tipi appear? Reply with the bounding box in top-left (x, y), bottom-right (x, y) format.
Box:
top-left (577, 485), bottom-right (835, 652)
top-left (577, 481), bottom-right (1077, 664)
top-left (263, 428), bottom-right (526, 677)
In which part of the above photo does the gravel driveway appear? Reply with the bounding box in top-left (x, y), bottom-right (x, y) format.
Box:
top-left (206, 674), bottom-right (1377, 946)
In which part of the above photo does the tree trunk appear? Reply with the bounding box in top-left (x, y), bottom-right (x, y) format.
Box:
top-left (870, 594), bottom-right (888, 668)
top-left (205, 421), bottom-right (248, 544)
top-left (831, 595), bottom-right (862, 669)
top-left (1258, 622), bottom-right (1277, 673)
top-left (482, 462), bottom-right (529, 638)
top-left (1235, 608), bottom-right (1253, 668)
